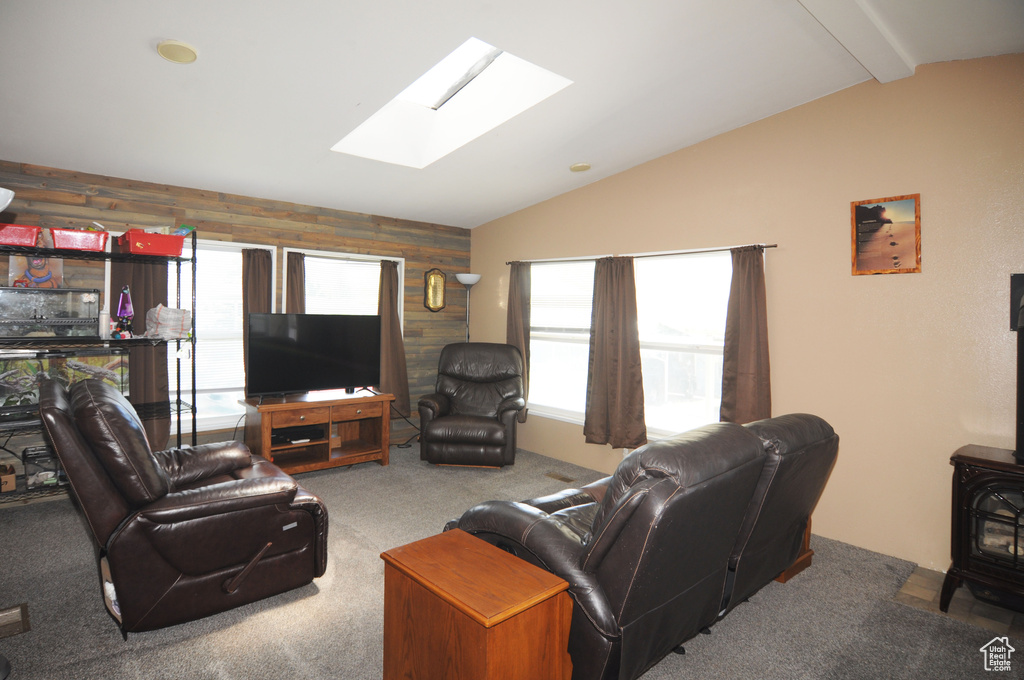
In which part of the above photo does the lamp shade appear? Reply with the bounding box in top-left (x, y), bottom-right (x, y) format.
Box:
top-left (0, 188), bottom-right (13, 212)
top-left (455, 273), bottom-right (481, 286)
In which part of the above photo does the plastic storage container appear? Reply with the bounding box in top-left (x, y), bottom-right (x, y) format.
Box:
top-left (50, 228), bottom-right (109, 251)
top-left (117, 230), bottom-right (185, 256)
top-left (0, 224), bottom-right (42, 247)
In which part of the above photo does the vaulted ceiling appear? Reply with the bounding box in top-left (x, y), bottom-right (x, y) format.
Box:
top-left (1, 1), bottom-right (1022, 228)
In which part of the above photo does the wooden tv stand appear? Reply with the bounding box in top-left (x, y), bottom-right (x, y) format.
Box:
top-left (241, 390), bottom-right (393, 474)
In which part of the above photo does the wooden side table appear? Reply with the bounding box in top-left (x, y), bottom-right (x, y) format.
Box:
top-left (380, 528), bottom-right (572, 680)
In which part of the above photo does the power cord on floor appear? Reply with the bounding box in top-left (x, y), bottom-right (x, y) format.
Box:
top-left (364, 387), bottom-right (420, 448)
top-left (231, 413), bottom-right (246, 442)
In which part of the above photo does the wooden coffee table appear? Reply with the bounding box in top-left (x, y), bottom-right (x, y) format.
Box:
top-left (380, 528), bottom-right (572, 680)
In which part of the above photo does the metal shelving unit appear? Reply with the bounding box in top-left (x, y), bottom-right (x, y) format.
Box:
top-left (0, 231), bottom-right (197, 498)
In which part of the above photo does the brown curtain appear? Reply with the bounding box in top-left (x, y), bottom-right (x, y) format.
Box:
top-left (720, 245), bottom-right (771, 424)
top-left (286, 251), bottom-right (305, 314)
top-left (378, 260), bottom-right (411, 417)
top-left (583, 257), bottom-right (647, 448)
top-left (110, 260), bottom-right (170, 450)
top-left (506, 262), bottom-right (531, 423)
top-left (242, 249), bottom-right (273, 383)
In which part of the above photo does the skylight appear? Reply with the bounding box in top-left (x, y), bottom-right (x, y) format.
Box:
top-left (331, 38), bottom-right (572, 169)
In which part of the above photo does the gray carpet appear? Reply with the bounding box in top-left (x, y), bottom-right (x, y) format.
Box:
top-left (0, 445), bottom-right (1007, 679)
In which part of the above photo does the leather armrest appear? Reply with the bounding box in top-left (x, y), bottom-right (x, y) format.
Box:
top-left (152, 441), bottom-right (252, 490)
top-left (455, 500), bottom-right (619, 637)
top-left (580, 477), bottom-right (612, 505)
top-left (456, 500), bottom-right (581, 550)
top-left (497, 396), bottom-right (526, 417)
top-left (523, 487), bottom-right (602, 514)
top-left (139, 477), bottom-right (298, 524)
top-left (292, 487), bottom-right (330, 578)
top-left (418, 393), bottom-right (450, 420)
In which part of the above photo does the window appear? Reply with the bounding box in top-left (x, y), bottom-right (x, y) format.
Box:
top-left (528, 251), bottom-right (733, 438)
top-left (302, 255), bottom-right (381, 315)
top-left (167, 240), bottom-right (275, 432)
top-left (634, 252), bottom-right (732, 436)
top-left (284, 249), bottom-right (403, 322)
top-left (528, 261), bottom-right (594, 419)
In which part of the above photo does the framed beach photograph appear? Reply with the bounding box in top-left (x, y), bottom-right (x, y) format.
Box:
top-left (851, 194), bottom-right (921, 275)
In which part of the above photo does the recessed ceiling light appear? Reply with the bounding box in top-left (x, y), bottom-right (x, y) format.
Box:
top-left (569, 162), bottom-right (591, 172)
top-left (332, 37), bottom-right (572, 169)
top-left (157, 40), bottom-right (198, 64)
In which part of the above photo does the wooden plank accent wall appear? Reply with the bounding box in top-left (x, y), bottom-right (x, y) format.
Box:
top-left (0, 160), bottom-right (472, 439)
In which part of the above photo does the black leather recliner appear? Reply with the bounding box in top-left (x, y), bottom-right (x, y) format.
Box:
top-left (38, 378), bottom-right (328, 634)
top-left (418, 342), bottom-right (525, 467)
top-left (447, 413), bottom-right (838, 680)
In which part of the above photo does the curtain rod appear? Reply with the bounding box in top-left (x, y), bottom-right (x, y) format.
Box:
top-left (505, 243), bottom-right (777, 265)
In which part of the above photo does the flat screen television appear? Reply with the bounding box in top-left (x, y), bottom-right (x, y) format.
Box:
top-left (246, 313), bottom-right (381, 398)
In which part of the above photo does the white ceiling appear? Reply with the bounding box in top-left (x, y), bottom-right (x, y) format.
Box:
top-left (1, 1), bottom-right (1022, 229)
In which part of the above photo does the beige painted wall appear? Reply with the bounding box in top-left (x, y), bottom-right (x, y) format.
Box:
top-left (469, 53), bottom-right (1024, 570)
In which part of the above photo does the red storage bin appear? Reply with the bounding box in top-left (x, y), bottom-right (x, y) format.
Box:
top-left (0, 223), bottom-right (42, 246)
top-left (51, 228), bottom-right (109, 251)
top-left (118, 230), bottom-right (186, 257)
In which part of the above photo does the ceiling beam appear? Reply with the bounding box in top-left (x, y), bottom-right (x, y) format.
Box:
top-left (798, 0), bottom-right (915, 83)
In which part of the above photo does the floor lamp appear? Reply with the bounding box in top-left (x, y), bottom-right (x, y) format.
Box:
top-left (455, 273), bottom-right (481, 342)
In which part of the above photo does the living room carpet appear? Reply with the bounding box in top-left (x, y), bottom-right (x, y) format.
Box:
top-left (0, 445), bottom-right (1009, 679)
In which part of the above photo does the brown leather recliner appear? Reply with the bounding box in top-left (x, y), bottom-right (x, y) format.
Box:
top-left (418, 342), bottom-right (525, 467)
top-left (38, 378), bottom-right (328, 634)
top-left (447, 414), bottom-right (838, 680)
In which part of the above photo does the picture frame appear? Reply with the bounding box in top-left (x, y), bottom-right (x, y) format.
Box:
top-left (851, 194), bottom-right (921, 275)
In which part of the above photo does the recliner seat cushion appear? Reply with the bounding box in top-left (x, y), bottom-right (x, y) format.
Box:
top-left (423, 415), bottom-right (507, 446)
top-left (71, 379), bottom-right (170, 506)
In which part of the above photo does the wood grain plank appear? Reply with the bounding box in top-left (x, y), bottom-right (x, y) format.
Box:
top-left (0, 159), bottom-right (471, 405)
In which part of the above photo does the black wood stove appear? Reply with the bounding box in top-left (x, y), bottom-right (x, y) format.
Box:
top-left (941, 445), bottom-right (1024, 612)
top-left (940, 276), bottom-right (1024, 612)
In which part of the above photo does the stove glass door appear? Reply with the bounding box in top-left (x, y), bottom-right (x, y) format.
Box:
top-left (973, 487), bottom-right (1024, 565)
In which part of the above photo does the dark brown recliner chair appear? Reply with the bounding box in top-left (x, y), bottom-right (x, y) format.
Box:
top-left (418, 342), bottom-right (525, 467)
top-left (447, 414), bottom-right (838, 680)
top-left (38, 378), bottom-right (328, 634)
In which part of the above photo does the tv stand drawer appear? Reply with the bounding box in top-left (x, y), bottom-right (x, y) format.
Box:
top-left (273, 407), bottom-right (330, 429)
top-left (333, 402), bottom-right (383, 422)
